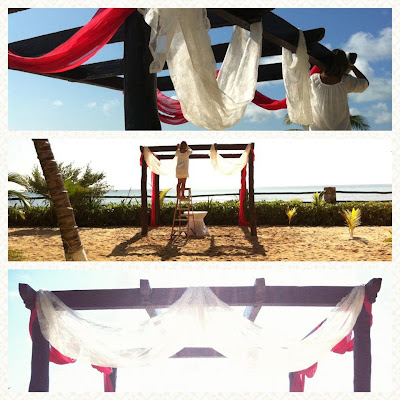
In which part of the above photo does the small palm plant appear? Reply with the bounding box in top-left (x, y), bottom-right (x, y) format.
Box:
top-left (340, 208), bottom-right (361, 238)
top-left (312, 191), bottom-right (325, 207)
top-left (286, 207), bottom-right (297, 226)
top-left (385, 229), bottom-right (392, 243)
top-left (8, 172), bottom-right (31, 220)
top-left (160, 188), bottom-right (171, 206)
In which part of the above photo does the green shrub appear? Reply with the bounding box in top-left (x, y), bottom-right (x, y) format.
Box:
top-left (9, 200), bottom-right (392, 228)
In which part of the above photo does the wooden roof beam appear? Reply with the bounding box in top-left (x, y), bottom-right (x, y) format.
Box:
top-left (8, 8), bottom-right (30, 14)
top-left (145, 144), bottom-right (252, 152)
top-left (8, 9), bottom-right (257, 57)
top-left (213, 9), bottom-right (331, 68)
top-left (157, 62), bottom-right (284, 91)
top-left (19, 278), bottom-right (382, 311)
top-left (243, 278), bottom-right (266, 322)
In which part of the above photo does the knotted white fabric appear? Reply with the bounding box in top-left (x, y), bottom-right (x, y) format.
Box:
top-left (36, 285), bottom-right (365, 372)
top-left (282, 30), bottom-right (313, 126)
top-left (142, 147), bottom-right (177, 176)
top-left (210, 144), bottom-right (251, 175)
top-left (141, 8), bottom-right (262, 130)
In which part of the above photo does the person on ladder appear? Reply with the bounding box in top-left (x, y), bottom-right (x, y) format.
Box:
top-left (176, 141), bottom-right (192, 200)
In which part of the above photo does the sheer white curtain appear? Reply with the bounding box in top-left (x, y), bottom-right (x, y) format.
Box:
top-left (140, 8), bottom-right (262, 130)
top-left (282, 30), bottom-right (313, 126)
top-left (210, 144), bottom-right (251, 175)
top-left (142, 147), bottom-right (177, 176)
top-left (36, 285), bottom-right (365, 372)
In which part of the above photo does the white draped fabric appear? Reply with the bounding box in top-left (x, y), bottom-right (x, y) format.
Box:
top-left (282, 30), bottom-right (314, 126)
top-left (36, 285), bottom-right (365, 372)
top-left (210, 144), bottom-right (251, 175)
top-left (142, 146), bottom-right (177, 176)
top-left (141, 8), bottom-right (262, 130)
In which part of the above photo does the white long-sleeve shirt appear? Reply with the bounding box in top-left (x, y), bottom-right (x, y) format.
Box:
top-left (175, 147), bottom-right (193, 178)
top-left (310, 74), bottom-right (369, 130)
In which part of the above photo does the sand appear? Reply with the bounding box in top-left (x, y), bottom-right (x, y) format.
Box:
top-left (8, 226), bottom-right (391, 262)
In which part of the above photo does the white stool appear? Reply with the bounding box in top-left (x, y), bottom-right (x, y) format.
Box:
top-left (183, 211), bottom-right (210, 238)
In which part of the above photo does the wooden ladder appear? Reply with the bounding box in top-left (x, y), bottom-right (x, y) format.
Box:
top-left (171, 188), bottom-right (196, 238)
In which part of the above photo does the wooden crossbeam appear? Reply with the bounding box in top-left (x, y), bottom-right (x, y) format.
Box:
top-left (145, 144), bottom-right (250, 152)
top-left (8, 9), bottom-right (271, 57)
top-left (19, 279), bottom-right (382, 311)
top-left (8, 8), bottom-right (29, 14)
top-left (157, 62), bottom-right (283, 91)
top-left (20, 279), bottom-right (381, 362)
top-left (158, 154), bottom-right (242, 160)
top-left (212, 10), bottom-right (331, 68)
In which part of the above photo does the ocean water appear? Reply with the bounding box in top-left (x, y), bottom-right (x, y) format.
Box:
top-left (10, 184), bottom-right (391, 207)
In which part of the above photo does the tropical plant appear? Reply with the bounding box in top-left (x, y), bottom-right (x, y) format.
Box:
top-left (284, 114), bottom-right (370, 131)
top-left (8, 172), bottom-right (31, 220)
top-left (340, 208), bottom-right (362, 238)
top-left (160, 188), bottom-right (171, 206)
top-left (286, 207), bottom-right (297, 226)
top-left (385, 229), bottom-right (392, 243)
top-left (312, 191), bottom-right (325, 207)
top-left (24, 163), bottom-right (110, 208)
top-left (8, 172), bottom-right (30, 207)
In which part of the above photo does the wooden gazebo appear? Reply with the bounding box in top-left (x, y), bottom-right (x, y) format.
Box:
top-left (140, 143), bottom-right (256, 236)
top-left (19, 278), bottom-right (382, 392)
top-left (8, 8), bottom-right (332, 130)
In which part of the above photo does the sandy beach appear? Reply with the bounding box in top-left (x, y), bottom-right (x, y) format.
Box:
top-left (8, 226), bottom-right (391, 261)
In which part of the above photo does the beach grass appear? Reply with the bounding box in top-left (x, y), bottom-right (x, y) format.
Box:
top-left (8, 249), bottom-right (26, 261)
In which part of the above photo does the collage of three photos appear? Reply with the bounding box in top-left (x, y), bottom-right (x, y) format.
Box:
top-left (6, 6), bottom-right (393, 394)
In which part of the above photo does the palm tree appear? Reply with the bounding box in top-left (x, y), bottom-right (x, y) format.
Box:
top-left (284, 114), bottom-right (370, 131)
top-left (8, 172), bottom-right (30, 220)
top-left (32, 139), bottom-right (87, 261)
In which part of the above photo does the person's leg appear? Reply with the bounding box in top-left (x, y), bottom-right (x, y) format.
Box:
top-left (177, 179), bottom-right (184, 198)
top-left (182, 178), bottom-right (187, 198)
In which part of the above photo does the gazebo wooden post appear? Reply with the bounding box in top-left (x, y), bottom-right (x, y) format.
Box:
top-left (154, 174), bottom-right (160, 225)
top-left (353, 278), bottom-right (382, 392)
top-left (248, 143), bottom-right (257, 236)
top-left (140, 148), bottom-right (148, 236)
top-left (109, 368), bottom-right (118, 391)
top-left (19, 284), bottom-right (49, 392)
top-left (123, 12), bottom-right (161, 130)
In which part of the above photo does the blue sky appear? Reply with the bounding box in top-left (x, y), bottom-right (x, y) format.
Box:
top-left (8, 8), bottom-right (392, 131)
top-left (8, 267), bottom-right (392, 392)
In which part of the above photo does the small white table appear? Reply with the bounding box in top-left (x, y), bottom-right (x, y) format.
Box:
top-left (183, 211), bottom-right (210, 238)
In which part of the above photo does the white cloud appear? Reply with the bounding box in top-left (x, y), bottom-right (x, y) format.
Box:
top-left (102, 99), bottom-right (121, 116)
top-left (244, 103), bottom-right (286, 124)
top-left (349, 107), bottom-right (361, 116)
top-left (342, 28), bottom-right (392, 105)
top-left (349, 77), bottom-right (392, 103)
top-left (52, 100), bottom-right (63, 107)
top-left (87, 102), bottom-right (97, 109)
top-left (343, 27), bottom-right (392, 62)
top-left (365, 102), bottom-right (391, 125)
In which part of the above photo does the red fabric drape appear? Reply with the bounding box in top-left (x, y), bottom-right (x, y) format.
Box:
top-left (157, 89), bottom-right (288, 125)
top-left (9, 8), bottom-right (136, 73)
top-left (29, 307), bottom-right (114, 392)
top-left (290, 294), bottom-right (373, 392)
top-left (140, 152), bottom-right (158, 228)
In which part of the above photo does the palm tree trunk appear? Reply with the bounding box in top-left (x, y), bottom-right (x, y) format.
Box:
top-left (32, 139), bottom-right (87, 261)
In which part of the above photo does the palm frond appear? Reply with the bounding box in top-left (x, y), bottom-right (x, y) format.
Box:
top-left (350, 115), bottom-right (371, 131)
top-left (286, 207), bottom-right (297, 226)
top-left (340, 208), bottom-right (362, 237)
